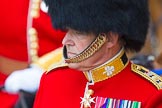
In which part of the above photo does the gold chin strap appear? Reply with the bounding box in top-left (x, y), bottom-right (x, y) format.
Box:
top-left (65, 34), bottom-right (107, 63)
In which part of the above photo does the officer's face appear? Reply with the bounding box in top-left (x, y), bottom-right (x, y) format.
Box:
top-left (62, 28), bottom-right (109, 71)
top-left (62, 29), bottom-right (96, 59)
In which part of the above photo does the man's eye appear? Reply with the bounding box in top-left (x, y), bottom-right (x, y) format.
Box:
top-left (75, 31), bottom-right (82, 34)
top-left (75, 31), bottom-right (87, 35)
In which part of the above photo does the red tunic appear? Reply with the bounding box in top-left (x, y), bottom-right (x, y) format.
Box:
top-left (0, 1), bottom-right (65, 107)
top-left (0, 1), bottom-right (65, 61)
top-left (34, 62), bottom-right (162, 108)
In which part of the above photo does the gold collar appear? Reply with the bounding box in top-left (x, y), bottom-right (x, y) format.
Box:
top-left (83, 48), bottom-right (129, 83)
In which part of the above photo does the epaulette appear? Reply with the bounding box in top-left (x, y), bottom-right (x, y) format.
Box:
top-left (32, 47), bottom-right (68, 74)
top-left (46, 58), bottom-right (68, 74)
top-left (45, 48), bottom-right (68, 73)
top-left (131, 63), bottom-right (162, 90)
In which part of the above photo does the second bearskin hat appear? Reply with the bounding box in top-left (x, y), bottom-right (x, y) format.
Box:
top-left (44, 0), bottom-right (149, 52)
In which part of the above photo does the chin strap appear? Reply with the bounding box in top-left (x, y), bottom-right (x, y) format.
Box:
top-left (65, 34), bottom-right (107, 63)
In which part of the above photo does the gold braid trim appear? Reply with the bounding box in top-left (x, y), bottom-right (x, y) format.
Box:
top-left (131, 64), bottom-right (162, 90)
top-left (27, 0), bottom-right (41, 63)
top-left (65, 34), bottom-right (106, 63)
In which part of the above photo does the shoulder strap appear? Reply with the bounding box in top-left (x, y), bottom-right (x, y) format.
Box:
top-left (32, 47), bottom-right (68, 73)
top-left (131, 63), bottom-right (162, 90)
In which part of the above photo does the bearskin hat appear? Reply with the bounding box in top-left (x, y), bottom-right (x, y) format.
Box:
top-left (44, 0), bottom-right (149, 52)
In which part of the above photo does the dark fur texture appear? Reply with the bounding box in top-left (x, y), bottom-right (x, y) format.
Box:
top-left (44, 0), bottom-right (149, 52)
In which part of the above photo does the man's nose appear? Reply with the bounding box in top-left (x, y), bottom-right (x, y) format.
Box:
top-left (62, 33), bottom-right (73, 45)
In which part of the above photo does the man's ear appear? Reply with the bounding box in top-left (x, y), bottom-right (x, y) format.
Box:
top-left (105, 32), bottom-right (119, 48)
